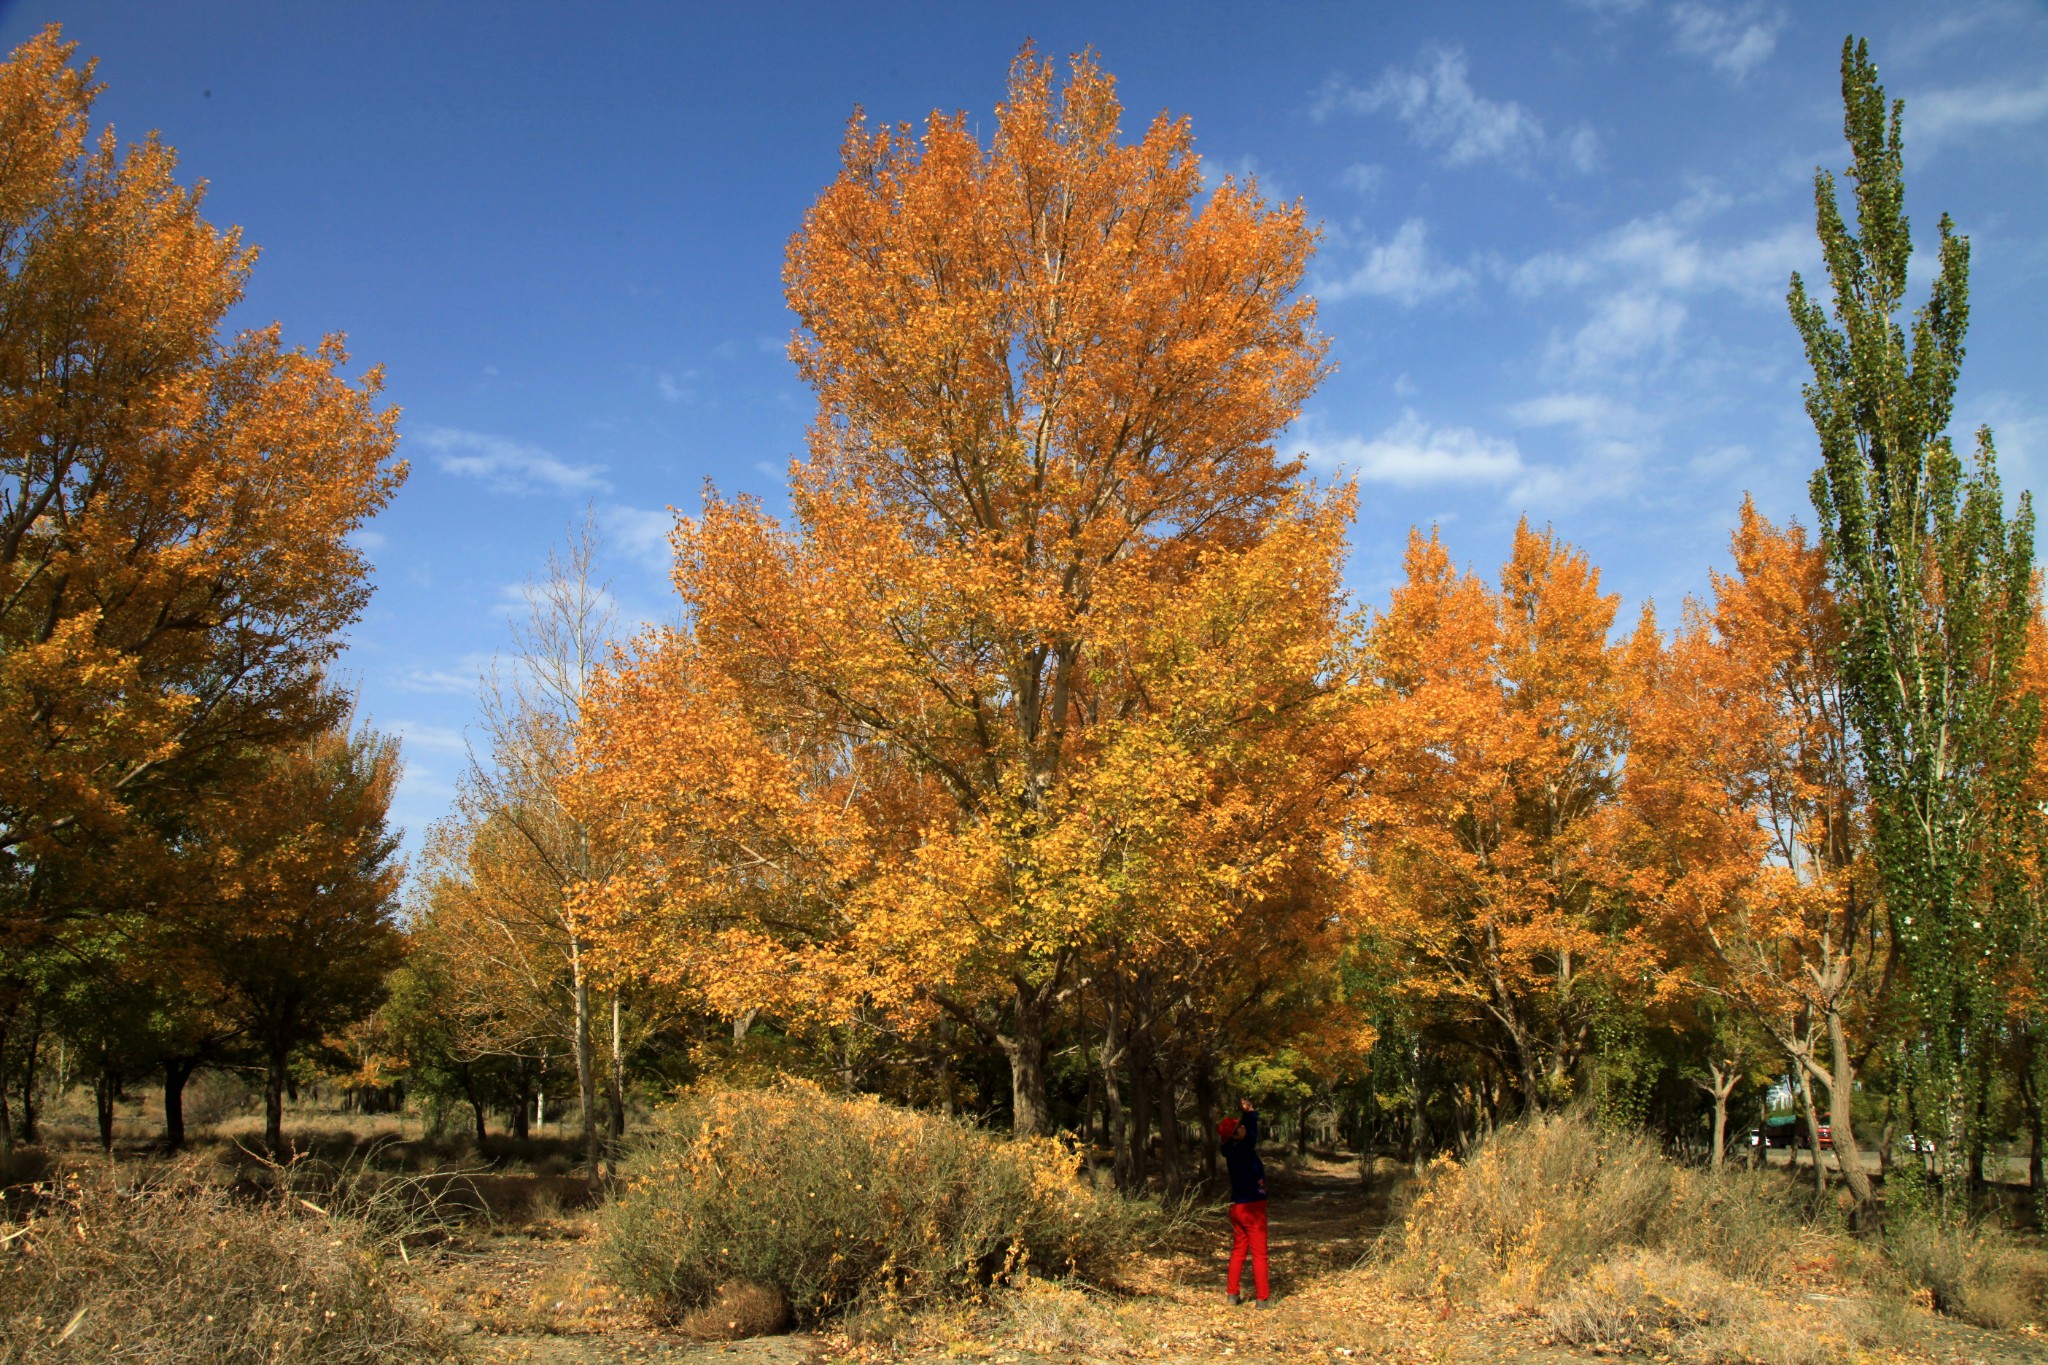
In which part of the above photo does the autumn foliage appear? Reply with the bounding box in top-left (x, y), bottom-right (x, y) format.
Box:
top-left (571, 48), bottom-right (1365, 1148)
top-left (9, 25), bottom-right (2048, 1311)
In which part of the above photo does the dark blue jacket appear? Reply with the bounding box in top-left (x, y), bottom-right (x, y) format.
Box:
top-left (1222, 1109), bottom-right (1266, 1203)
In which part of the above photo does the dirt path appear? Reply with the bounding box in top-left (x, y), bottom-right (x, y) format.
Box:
top-left (424, 1157), bottom-right (2048, 1365)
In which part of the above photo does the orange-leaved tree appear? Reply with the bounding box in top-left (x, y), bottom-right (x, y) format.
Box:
top-left (573, 48), bottom-right (1338, 1135)
top-left (1624, 500), bottom-right (1883, 1213)
top-left (1362, 522), bottom-right (1659, 1111)
top-left (171, 719), bottom-right (407, 1155)
top-left (0, 27), bottom-right (403, 956)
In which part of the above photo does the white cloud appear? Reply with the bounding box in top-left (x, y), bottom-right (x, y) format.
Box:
top-left (1315, 46), bottom-right (1597, 174)
top-left (417, 426), bottom-right (613, 497)
top-left (600, 504), bottom-right (678, 573)
top-left (1555, 290), bottom-right (1688, 375)
top-left (1305, 410), bottom-right (1524, 486)
top-left (1318, 219), bottom-right (1474, 306)
top-left (1338, 163), bottom-right (1383, 194)
top-left (398, 667), bottom-right (479, 694)
top-left (1911, 75), bottom-right (2048, 149)
top-left (393, 720), bottom-right (468, 754)
top-left (657, 371), bottom-right (697, 403)
top-left (1510, 206), bottom-right (1811, 307)
top-left (1669, 3), bottom-right (1784, 80)
top-left (1509, 393), bottom-right (1628, 433)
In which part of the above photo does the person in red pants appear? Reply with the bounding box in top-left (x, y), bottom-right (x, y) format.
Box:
top-left (1217, 1097), bottom-right (1269, 1306)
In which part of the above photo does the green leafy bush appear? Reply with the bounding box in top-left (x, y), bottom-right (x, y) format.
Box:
top-left (599, 1080), bottom-right (1145, 1325)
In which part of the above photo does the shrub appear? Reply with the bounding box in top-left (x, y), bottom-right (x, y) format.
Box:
top-left (1883, 1207), bottom-right (2041, 1330)
top-left (0, 1162), bottom-right (438, 1364)
top-left (1541, 1249), bottom-right (1894, 1365)
top-left (599, 1080), bottom-right (1147, 1325)
top-left (1386, 1111), bottom-right (1797, 1308)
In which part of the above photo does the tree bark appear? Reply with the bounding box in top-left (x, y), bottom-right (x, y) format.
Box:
top-left (0, 1013), bottom-right (12, 1164)
top-left (1002, 982), bottom-right (1053, 1138)
top-left (96, 1067), bottom-right (118, 1153)
top-left (1702, 1060), bottom-right (1736, 1174)
top-left (1194, 1061), bottom-right (1219, 1184)
top-left (1128, 1056), bottom-right (1151, 1190)
top-left (1157, 1065), bottom-right (1184, 1198)
top-left (569, 943), bottom-right (601, 1174)
top-left (264, 1043), bottom-right (290, 1158)
top-left (162, 1056), bottom-right (198, 1152)
top-left (1822, 1011), bottom-right (1876, 1218)
top-left (608, 992), bottom-right (627, 1147)
top-left (1796, 1069), bottom-right (1828, 1198)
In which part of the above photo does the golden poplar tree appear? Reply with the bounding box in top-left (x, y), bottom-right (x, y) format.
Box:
top-left (574, 48), bottom-right (1342, 1135)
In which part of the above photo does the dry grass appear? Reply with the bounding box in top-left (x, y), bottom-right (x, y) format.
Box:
top-left (1883, 1208), bottom-right (2047, 1331)
top-left (0, 1161), bottom-right (442, 1364)
top-left (1385, 1110), bottom-right (1798, 1308)
top-left (599, 1079), bottom-right (1152, 1328)
top-left (1377, 1112), bottom-right (1935, 1361)
top-left (676, 1280), bottom-right (793, 1339)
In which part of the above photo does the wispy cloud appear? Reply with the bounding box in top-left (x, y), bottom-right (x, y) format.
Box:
top-left (1305, 409), bottom-right (1525, 486)
top-left (600, 504), bottom-right (679, 574)
top-left (392, 720), bottom-right (469, 755)
top-left (1669, 4), bottom-right (1785, 80)
top-left (417, 426), bottom-right (613, 497)
top-left (1509, 199), bottom-right (1812, 307)
top-left (1314, 46), bottom-right (1598, 174)
top-left (1318, 219), bottom-right (1474, 306)
top-left (1555, 291), bottom-right (1688, 377)
top-left (1910, 74), bottom-right (2048, 149)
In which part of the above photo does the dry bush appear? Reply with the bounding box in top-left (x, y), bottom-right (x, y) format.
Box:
top-left (1540, 1248), bottom-right (1893, 1364)
top-left (1883, 1209), bottom-right (2043, 1331)
top-left (0, 1162), bottom-right (439, 1364)
top-left (677, 1280), bottom-right (793, 1339)
top-left (1387, 1111), bottom-right (1797, 1308)
top-left (998, 1277), bottom-right (1136, 1357)
top-left (182, 1070), bottom-right (256, 1134)
top-left (599, 1080), bottom-right (1150, 1326)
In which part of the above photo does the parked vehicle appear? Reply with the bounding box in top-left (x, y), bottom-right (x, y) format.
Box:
top-left (1749, 1115), bottom-right (1808, 1149)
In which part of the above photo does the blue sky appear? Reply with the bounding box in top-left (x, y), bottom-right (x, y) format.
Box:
top-left (5, 1), bottom-right (2044, 855)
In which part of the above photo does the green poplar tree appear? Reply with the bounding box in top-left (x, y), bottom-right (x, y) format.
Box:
top-left (1792, 37), bottom-right (2039, 1188)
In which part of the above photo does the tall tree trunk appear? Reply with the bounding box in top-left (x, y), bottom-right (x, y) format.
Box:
top-left (2020, 1062), bottom-right (2044, 1228)
top-left (264, 1042), bottom-right (290, 1158)
top-left (462, 1067), bottom-right (488, 1146)
top-left (1967, 1066), bottom-right (1991, 1198)
top-left (0, 1012), bottom-right (12, 1164)
top-left (1702, 1060), bottom-right (1736, 1174)
top-left (14, 1007), bottom-right (40, 1145)
top-left (570, 942), bottom-right (601, 1174)
top-left (1158, 1065), bottom-right (1184, 1199)
top-left (161, 1056), bottom-right (197, 1152)
top-left (511, 1062), bottom-right (533, 1141)
top-left (1823, 1011), bottom-right (1876, 1219)
top-left (1409, 1045), bottom-right (1431, 1170)
top-left (1002, 981), bottom-right (1053, 1137)
top-left (1194, 1061), bottom-right (1219, 1184)
top-left (1796, 1067), bottom-right (1828, 1198)
top-left (1101, 1003), bottom-right (1129, 1188)
top-left (607, 992), bottom-right (627, 1146)
top-left (95, 1066), bottom-right (118, 1153)
top-left (1128, 1053), bottom-right (1151, 1190)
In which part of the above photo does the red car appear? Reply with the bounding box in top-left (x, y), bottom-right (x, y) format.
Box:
top-left (1816, 1124), bottom-right (1833, 1150)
